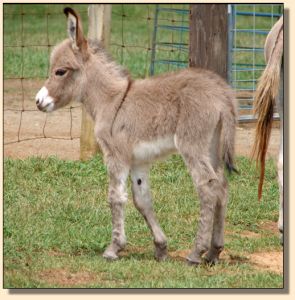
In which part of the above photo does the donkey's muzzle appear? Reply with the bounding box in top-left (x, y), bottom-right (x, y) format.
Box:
top-left (35, 86), bottom-right (55, 112)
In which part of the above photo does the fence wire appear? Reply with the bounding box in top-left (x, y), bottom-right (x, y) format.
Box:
top-left (4, 4), bottom-right (88, 148)
top-left (4, 4), bottom-right (190, 153)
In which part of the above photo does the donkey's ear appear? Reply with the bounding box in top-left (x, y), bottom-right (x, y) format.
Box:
top-left (64, 7), bottom-right (87, 53)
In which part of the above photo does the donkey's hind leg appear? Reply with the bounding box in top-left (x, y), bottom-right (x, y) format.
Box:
top-left (205, 126), bottom-right (228, 264)
top-left (130, 165), bottom-right (167, 260)
top-left (204, 168), bottom-right (228, 264)
top-left (177, 143), bottom-right (223, 265)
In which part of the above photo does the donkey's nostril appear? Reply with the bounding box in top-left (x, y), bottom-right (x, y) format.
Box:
top-left (36, 99), bottom-right (40, 105)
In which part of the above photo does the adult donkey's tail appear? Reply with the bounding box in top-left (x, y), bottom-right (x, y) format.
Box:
top-left (252, 17), bottom-right (283, 200)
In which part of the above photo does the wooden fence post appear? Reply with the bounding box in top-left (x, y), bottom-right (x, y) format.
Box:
top-left (189, 4), bottom-right (228, 80)
top-left (80, 4), bottom-right (112, 160)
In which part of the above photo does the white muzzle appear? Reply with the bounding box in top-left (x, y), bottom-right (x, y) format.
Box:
top-left (35, 86), bottom-right (55, 112)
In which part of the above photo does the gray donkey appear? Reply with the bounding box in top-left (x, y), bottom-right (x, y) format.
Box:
top-left (36, 8), bottom-right (237, 265)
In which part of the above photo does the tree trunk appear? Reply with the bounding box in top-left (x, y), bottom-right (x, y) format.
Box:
top-left (189, 4), bottom-right (228, 80)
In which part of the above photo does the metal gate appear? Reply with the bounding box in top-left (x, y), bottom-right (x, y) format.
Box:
top-left (150, 4), bottom-right (283, 122)
top-left (228, 4), bottom-right (283, 122)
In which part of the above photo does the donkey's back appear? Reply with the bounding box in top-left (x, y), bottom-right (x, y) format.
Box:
top-left (112, 68), bottom-right (236, 169)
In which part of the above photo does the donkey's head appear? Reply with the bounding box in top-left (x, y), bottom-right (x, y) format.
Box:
top-left (36, 8), bottom-right (89, 112)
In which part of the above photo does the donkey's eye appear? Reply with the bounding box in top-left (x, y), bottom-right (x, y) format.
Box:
top-left (55, 69), bottom-right (67, 76)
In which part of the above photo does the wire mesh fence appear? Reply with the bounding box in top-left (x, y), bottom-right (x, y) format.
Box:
top-left (3, 4), bottom-right (191, 158)
top-left (3, 4), bottom-right (283, 159)
top-left (3, 4), bottom-right (88, 153)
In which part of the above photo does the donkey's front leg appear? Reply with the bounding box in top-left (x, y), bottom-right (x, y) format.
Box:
top-left (103, 167), bottom-right (129, 260)
top-left (130, 166), bottom-right (167, 261)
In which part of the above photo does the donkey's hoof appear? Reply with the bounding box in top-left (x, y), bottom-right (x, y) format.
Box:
top-left (186, 253), bottom-right (202, 266)
top-left (204, 246), bottom-right (223, 265)
top-left (204, 256), bottom-right (219, 266)
top-left (103, 249), bottom-right (119, 261)
top-left (154, 241), bottom-right (168, 261)
top-left (186, 258), bottom-right (201, 267)
top-left (155, 250), bottom-right (168, 262)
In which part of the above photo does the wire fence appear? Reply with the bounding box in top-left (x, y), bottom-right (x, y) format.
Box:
top-left (3, 4), bottom-right (88, 150)
top-left (3, 4), bottom-right (283, 158)
top-left (4, 4), bottom-right (191, 156)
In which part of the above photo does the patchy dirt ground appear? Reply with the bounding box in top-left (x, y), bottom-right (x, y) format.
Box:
top-left (170, 221), bottom-right (283, 275)
top-left (39, 226), bottom-right (283, 288)
top-left (169, 249), bottom-right (283, 275)
top-left (38, 269), bottom-right (99, 287)
top-left (37, 248), bottom-right (283, 287)
top-left (249, 251), bottom-right (283, 274)
top-left (4, 79), bottom-right (280, 160)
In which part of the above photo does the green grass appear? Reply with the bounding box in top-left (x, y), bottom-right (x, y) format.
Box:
top-left (4, 155), bottom-right (283, 288)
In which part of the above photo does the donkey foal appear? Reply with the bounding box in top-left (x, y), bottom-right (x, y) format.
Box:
top-left (36, 8), bottom-right (237, 265)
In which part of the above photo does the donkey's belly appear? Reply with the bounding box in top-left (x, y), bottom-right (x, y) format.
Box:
top-left (132, 135), bottom-right (177, 165)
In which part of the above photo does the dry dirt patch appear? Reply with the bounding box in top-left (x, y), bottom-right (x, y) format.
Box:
top-left (38, 268), bottom-right (98, 287)
top-left (236, 230), bottom-right (260, 239)
top-left (225, 221), bottom-right (278, 240)
top-left (249, 251), bottom-right (283, 274)
top-left (235, 125), bottom-right (279, 158)
top-left (260, 220), bottom-right (279, 235)
top-left (169, 249), bottom-right (283, 274)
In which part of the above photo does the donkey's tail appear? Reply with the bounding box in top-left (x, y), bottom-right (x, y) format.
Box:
top-left (251, 22), bottom-right (283, 200)
top-left (221, 105), bottom-right (238, 174)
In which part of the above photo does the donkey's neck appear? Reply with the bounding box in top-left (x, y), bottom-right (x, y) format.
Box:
top-left (82, 53), bottom-right (129, 122)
